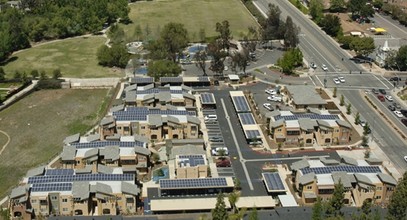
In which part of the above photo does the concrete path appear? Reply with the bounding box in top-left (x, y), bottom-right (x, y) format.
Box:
top-left (0, 130), bottom-right (10, 156)
top-left (0, 80), bottom-right (38, 111)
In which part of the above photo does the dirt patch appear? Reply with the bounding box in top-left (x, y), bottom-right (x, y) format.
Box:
top-left (336, 13), bottom-right (374, 34)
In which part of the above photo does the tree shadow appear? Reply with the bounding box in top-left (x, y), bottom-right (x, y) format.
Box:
top-left (0, 56), bottom-right (19, 67)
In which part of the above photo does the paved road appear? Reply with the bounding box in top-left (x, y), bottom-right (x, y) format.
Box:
top-left (254, 0), bottom-right (407, 171)
top-left (373, 13), bottom-right (407, 45)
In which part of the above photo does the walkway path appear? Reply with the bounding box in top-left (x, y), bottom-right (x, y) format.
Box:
top-left (0, 130), bottom-right (10, 156)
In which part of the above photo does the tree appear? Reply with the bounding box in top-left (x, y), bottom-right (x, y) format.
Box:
top-left (329, 0), bottom-right (346, 12)
top-left (147, 60), bottom-right (182, 81)
top-left (395, 45), bottom-right (407, 71)
top-left (212, 193), bottom-right (228, 220)
top-left (355, 112), bottom-right (360, 125)
top-left (321, 14), bottom-right (342, 37)
top-left (0, 67), bottom-right (5, 81)
top-left (362, 136), bottom-right (369, 147)
top-left (309, 0), bottom-right (324, 23)
top-left (261, 3), bottom-right (285, 42)
top-left (326, 180), bottom-right (345, 217)
top-left (228, 191), bottom-right (240, 214)
top-left (338, 35), bottom-right (354, 49)
top-left (134, 24), bottom-right (143, 41)
top-left (194, 48), bottom-right (208, 76)
top-left (97, 44), bottom-right (130, 68)
top-left (13, 70), bottom-right (21, 80)
top-left (312, 197), bottom-right (324, 220)
top-left (340, 94), bottom-right (345, 106)
top-left (284, 16), bottom-right (300, 48)
top-left (363, 122), bottom-right (370, 136)
top-left (350, 37), bottom-right (375, 57)
top-left (207, 40), bottom-right (227, 77)
top-left (231, 48), bottom-right (250, 74)
top-left (108, 24), bottom-right (125, 45)
top-left (277, 47), bottom-right (303, 74)
top-left (348, 0), bottom-right (374, 18)
top-left (199, 28), bottom-right (206, 43)
top-left (52, 69), bottom-right (62, 79)
top-left (387, 172), bottom-right (407, 220)
top-left (160, 22), bottom-right (189, 62)
top-left (333, 87), bottom-right (337, 98)
top-left (40, 70), bottom-right (48, 80)
top-left (146, 40), bottom-right (168, 60)
top-left (346, 103), bottom-right (352, 115)
top-left (30, 70), bottom-right (39, 79)
top-left (249, 207), bottom-right (258, 220)
top-left (215, 20), bottom-right (232, 51)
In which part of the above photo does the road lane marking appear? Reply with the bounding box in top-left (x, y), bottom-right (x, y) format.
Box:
top-left (308, 76), bottom-right (317, 86)
top-left (372, 74), bottom-right (389, 89)
top-left (376, 14), bottom-right (407, 35)
top-left (220, 98), bottom-right (254, 190)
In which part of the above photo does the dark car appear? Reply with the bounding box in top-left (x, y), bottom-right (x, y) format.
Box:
top-left (379, 89), bottom-right (386, 95)
top-left (389, 77), bottom-right (402, 81)
top-left (401, 109), bottom-right (407, 117)
top-left (209, 137), bottom-right (223, 142)
top-left (377, 95), bottom-right (385, 102)
top-left (388, 105), bottom-right (396, 111)
top-left (393, 102), bottom-right (401, 109)
top-left (401, 119), bottom-right (407, 127)
top-left (372, 88), bottom-right (379, 94)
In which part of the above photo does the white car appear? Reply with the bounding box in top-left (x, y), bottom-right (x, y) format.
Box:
top-left (394, 110), bottom-right (403, 118)
top-left (333, 78), bottom-right (341, 84)
top-left (310, 62), bottom-right (317, 69)
top-left (386, 95), bottom-right (393, 102)
top-left (265, 89), bottom-right (277, 95)
top-left (211, 147), bottom-right (229, 156)
top-left (404, 156), bottom-right (407, 162)
top-left (338, 76), bottom-right (345, 83)
top-left (267, 95), bottom-right (282, 102)
top-left (263, 103), bottom-right (274, 111)
top-left (322, 64), bottom-right (328, 71)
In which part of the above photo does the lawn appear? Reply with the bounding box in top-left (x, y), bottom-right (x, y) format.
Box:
top-left (1, 36), bottom-right (124, 78)
top-left (0, 88), bottom-right (112, 198)
top-left (123, 0), bottom-right (260, 42)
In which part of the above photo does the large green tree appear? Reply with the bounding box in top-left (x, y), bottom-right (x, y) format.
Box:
top-left (277, 47), bottom-right (303, 74)
top-left (321, 14), bottom-right (342, 37)
top-left (159, 22), bottom-right (189, 62)
top-left (312, 197), bottom-right (324, 220)
top-left (329, 0), bottom-right (347, 12)
top-left (194, 48), bottom-right (208, 76)
top-left (261, 3), bottom-right (285, 42)
top-left (348, 0), bottom-right (374, 18)
top-left (96, 44), bottom-right (130, 68)
top-left (326, 180), bottom-right (345, 217)
top-left (387, 172), bottom-right (407, 220)
top-left (108, 24), bottom-right (125, 45)
top-left (231, 48), bottom-right (250, 74)
top-left (309, 0), bottom-right (324, 23)
top-left (350, 37), bottom-right (375, 57)
top-left (147, 60), bottom-right (182, 81)
top-left (208, 40), bottom-right (227, 76)
top-left (395, 45), bottom-right (407, 71)
top-left (215, 20), bottom-right (232, 51)
top-left (212, 192), bottom-right (228, 220)
top-left (284, 16), bottom-right (300, 49)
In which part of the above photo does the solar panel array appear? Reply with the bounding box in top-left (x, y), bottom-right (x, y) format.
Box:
top-left (245, 130), bottom-right (261, 139)
top-left (200, 93), bottom-right (215, 104)
top-left (149, 109), bottom-right (189, 116)
top-left (114, 107), bottom-right (195, 121)
top-left (132, 77), bottom-right (154, 84)
top-left (28, 174), bottom-right (135, 184)
top-left (160, 77), bottom-right (183, 83)
top-left (160, 178), bottom-right (228, 189)
top-left (71, 141), bottom-right (144, 148)
top-left (274, 114), bottom-right (340, 121)
top-left (178, 155), bottom-right (206, 167)
top-left (31, 183), bottom-right (73, 192)
top-left (301, 166), bottom-right (381, 175)
top-left (232, 96), bottom-right (250, 113)
top-left (263, 172), bottom-right (285, 191)
top-left (239, 113), bottom-right (256, 125)
top-left (45, 169), bottom-right (74, 176)
top-left (198, 76), bottom-right (210, 82)
top-left (137, 89), bottom-right (184, 94)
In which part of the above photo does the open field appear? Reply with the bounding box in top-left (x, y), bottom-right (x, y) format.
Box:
top-left (123, 0), bottom-right (260, 42)
top-left (1, 36), bottom-right (124, 78)
top-left (0, 88), bottom-right (112, 198)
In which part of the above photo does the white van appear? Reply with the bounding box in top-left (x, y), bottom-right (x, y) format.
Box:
top-left (204, 115), bottom-right (217, 122)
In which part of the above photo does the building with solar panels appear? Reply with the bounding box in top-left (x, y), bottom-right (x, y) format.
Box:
top-left (9, 167), bottom-right (141, 219)
top-left (290, 158), bottom-right (398, 207)
top-left (284, 85), bottom-right (328, 110)
top-left (269, 110), bottom-right (352, 147)
top-left (199, 93), bottom-right (216, 109)
top-left (175, 155), bottom-right (208, 179)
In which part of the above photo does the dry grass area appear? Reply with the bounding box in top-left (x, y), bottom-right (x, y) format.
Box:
top-left (336, 13), bottom-right (374, 33)
top-left (0, 89), bottom-right (112, 198)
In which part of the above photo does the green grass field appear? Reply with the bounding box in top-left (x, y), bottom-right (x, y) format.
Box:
top-left (0, 88), bottom-right (112, 198)
top-left (123, 0), bottom-right (260, 42)
top-left (1, 36), bottom-right (124, 78)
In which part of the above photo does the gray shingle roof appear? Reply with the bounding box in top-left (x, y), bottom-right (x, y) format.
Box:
top-left (320, 157), bottom-right (340, 165)
top-left (134, 147), bottom-right (150, 156)
top-left (124, 84), bottom-right (138, 92)
top-left (316, 120), bottom-right (332, 129)
top-left (291, 159), bottom-right (310, 171)
top-left (354, 174), bottom-right (373, 185)
top-left (26, 165), bottom-right (45, 177)
top-left (377, 173), bottom-right (397, 185)
top-left (84, 148), bottom-right (99, 158)
top-left (61, 146), bottom-right (76, 161)
top-left (134, 134), bottom-right (148, 143)
top-left (124, 91), bottom-right (137, 102)
top-left (72, 182), bottom-right (89, 201)
top-left (270, 119), bottom-right (285, 128)
top-left (308, 108), bottom-right (321, 115)
top-left (181, 85), bottom-right (193, 91)
top-left (167, 115), bottom-right (180, 124)
top-left (285, 85), bottom-right (327, 106)
top-left (157, 91), bottom-right (172, 102)
top-left (336, 120), bottom-right (352, 129)
top-left (64, 133), bottom-right (80, 144)
top-left (100, 116), bottom-right (115, 126)
top-left (96, 182), bottom-right (112, 195)
top-left (332, 172), bottom-right (352, 188)
top-left (341, 156), bottom-right (358, 166)
top-left (148, 115), bottom-right (163, 127)
top-left (299, 172), bottom-right (315, 185)
top-left (75, 165), bottom-right (92, 174)
top-left (183, 92), bottom-right (196, 100)
top-left (10, 186), bottom-right (26, 199)
top-left (141, 93), bottom-right (155, 101)
top-left (143, 83), bottom-right (155, 90)
top-left (298, 118), bottom-right (317, 131)
top-left (100, 146), bottom-right (120, 161)
top-left (84, 134), bottom-right (100, 142)
top-left (98, 164), bottom-right (114, 174)
top-left (266, 110), bottom-right (281, 119)
top-left (187, 115), bottom-right (200, 125)
top-left (121, 182), bottom-right (140, 195)
top-left (110, 104), bottom-right (125, 113)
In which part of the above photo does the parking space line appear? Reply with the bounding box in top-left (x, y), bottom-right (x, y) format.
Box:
top-left (220, 98), bottom-right (254, 190)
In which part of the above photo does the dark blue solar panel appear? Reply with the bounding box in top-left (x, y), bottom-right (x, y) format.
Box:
top-left (160, 77), bottom-right (183, 83)
top-left (201, 93), bottom-right (215, 104)
top-left (245, 130), bottom-right (261, 139)
top-left (232, 96), bottom-right (250, 113)
top-left (132, 77), bottom-right (154, 84)
top-left (160, 178), bottom-right (228, 189)
top-left (71, 141), bottom-right (144, 148)
top-left (274, 114), bottom-right (340, 121)
top-left (45, 169), bottom-right (74, 176)
top-left (198, 77), bottom-right (210, 82)
top-left (31, 183), bottom-right (72, 192)
top-left (178, 155), bottom-right (205, 167)
top-left (263, 172), bottom-right (285, 191)
top-left (28, 174), bottom-right (134, 184)
top-left (239, 113), bottom-right (256, 125)
top-left (301, 166), bottom-right (381, 175)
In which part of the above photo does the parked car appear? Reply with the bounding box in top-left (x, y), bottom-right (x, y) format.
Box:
top-left (216, 158), bottom-right (231, 167)
top-left (377, 95), bottom-right (385, 102)
top-left (393, 102), bottom-right (401, 109)
top-left (211, 147), bottom-right (229, 156)
top-left (401, 109), bottom-right (407, 117)
top-left (401, 119), bottom-right (407, 127)
top-left (404, 156), bottom-right (407, 162)
top-left (379, 89), bottom-right (386, 95)
top-left (372, 88), bottom-right (379, 94)
top-left (322, 64), bottom-right (328, 71)
top-left (394, 110), bottom-right (403, 118)
top-left (385, 95), bottom-right (393, 102)
top-left (388, 105), bottom-right (396, 111)
top-left (265, 88), bottom-right (277, 95)
top-left (333, 78), bottom-right (341, 84)
top-left (338, 76), bottom-right (345, 83)
top-left (209, 137), bottom-right (223, 142)
top-left (360, 120), bottom-right (366, 127)
top-left (263, 103), bottom-right (274, 111)
top-left (267, 95), bottom-right (282, 102)
top-left (310, 62), bottom-right (317, 69)
top-left (389, 77), bottom-right (402, 81)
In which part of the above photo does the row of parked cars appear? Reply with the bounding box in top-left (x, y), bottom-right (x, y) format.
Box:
top-left (264, 88), bottom-right (282, 111)
top-left (372, 88), bottom-right (407, 126)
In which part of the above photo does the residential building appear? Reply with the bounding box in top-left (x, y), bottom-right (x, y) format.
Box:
top-left (284, 85), bottom-right (327, 110)
top-left (269, 111), bottom-right (352, 147)
top-left (175, 155), bottom-right (208, 179)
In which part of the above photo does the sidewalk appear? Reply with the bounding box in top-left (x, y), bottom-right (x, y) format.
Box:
top-left (0, 80), bottom-right (38, 111)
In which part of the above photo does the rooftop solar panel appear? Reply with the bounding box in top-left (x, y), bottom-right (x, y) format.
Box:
top-left (274, 114), bottom-right (340, 121)
top-left (200, 93), bottom-right (216, 104)
top-left (160, 178), bottom-right (228, 189)
top-left (45, 169), bottom-right (75, 176)
top-left (31, 183), bottom-right (73, 192)
top-left (263, 172), bottom-right (285, 191)
top-left (245, 130), bottom-right (261, 139)
top-left (300, 166), bottom-right (381, 175)
top-left (71, 141), bottom-right (144, 148)
top-left (232, 96), bottom-right (250, 113)
top-left (28, 174), bottom-right (134, 184)
top-left (160, 77), bottom-right (183, 83)
top-left (198, 76), bottom-right (210, 82)
top-left (131, 77), bottom-right (154, 84)
top-left (178, 155), bottom-right (206, 167)
top-left (239, 113), bottom-right (256, 125)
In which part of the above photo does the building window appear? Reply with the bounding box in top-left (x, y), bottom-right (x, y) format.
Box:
top-left (375, 196), bottom-right (382, 199)
top-left (376, 187), bottom-right (382, 191)
top-left (62, 208), bottom-right (68, 212)
top-left (306, 139), bottom-right (312, 144)
top-left (387, 187), bottom-right (394, 191)
top-left (335, 129), bottom-right (339, 132)
top-left (126, 197), bottom-right (134, 203)
top-left (62, 198), bottom-right (68, 203)
top-left (306, 186), bottom-right (312, 190)
top-left (141, 126), bottom-right (145, 129)
top-left (51, 196), bottom-right (57, 201)
top-left (31, 200), bottom-right (37, 204)
top-left (287, 130), bottom-right (300, 135)
top-left (102, 209), bottom-right (111, 215)
top-left (325, 138), bottom-right (331, 143)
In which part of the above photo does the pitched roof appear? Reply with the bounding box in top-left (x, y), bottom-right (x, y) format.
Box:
top-left (320, 157), bottom-right (340, 165)
top-left (124, 84), bottom-right (138, 92)
top-left (61, 146), bottom-right (76, 161)
top-left (187, 115), bottom-right (200, 125)
top-left (124, 91), bottom-right (137, 102)
top-left (285, 85), bottom-right (327, 106)
top-left (270, 119), bottom-right (285, 128)
top-left (10, 186), bottom-right (26, 199)
top-left (291, 159), bottom-right (310, 171)
top-left (98, 164), bottom-right (114, 174)
top-left (100, 146), bottom-right (120, 161)
top-left (121, 182), bottom-right (140, 195)
top-left (183, 92), bottom-right (196, 100)
top-left (72, 182), bottom-right (89, 201)
top-left (167, 115), bottom-right (180, 124)
top-left (354, 174), bottom-right (373, 185)
top-left (336, 119), bottom-right (352, 129)
top-left (83, 134), bottom-right (100, 142)
top-left (100, 116), bottom-right (115, 126)
top-left (299, 172), bottom-right (315, 185)
top-left (26, 165), bottom-right (45, 177)
top-left (157, 91), bottom-right (172, 102)
top-left (84, 148), bottom-right (99, 158)
top-left (110, 104), bottom-right (125, 113)
top-left (96, 182), bottom-right (113, 195)
top-left (75, 165), bottom-right (92, 174)
top-left (148, 115), bottom-right (163, 127)
top-left (298, 118), bottom-right (317, 131)
top-left (377, 173), bottom-right (397, 185)
top-left (134, 147), bottom-right (151, 156)
top-left (63, 133), bottom-right (80, 144)
top-left (134, 134), bottom-right (148, 143)
top-left (316, 120), bottom-right (332, 129)
top-left (341, 156), bottom-right (358, 166)
top-left (332, 172), bottom-right (352, 188)
top-left (265, 110), bottom-right (281, 119)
